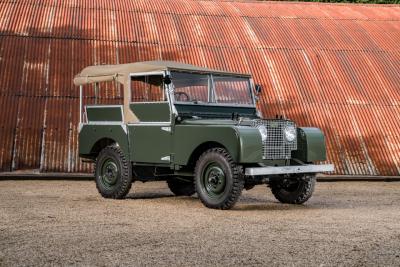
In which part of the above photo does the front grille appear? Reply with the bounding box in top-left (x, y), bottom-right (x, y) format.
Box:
top-left (252, 119), bottom-right (297, 160)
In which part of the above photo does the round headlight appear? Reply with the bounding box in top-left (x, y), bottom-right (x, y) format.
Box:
top-left (284, 126), bottom-right (296, 142)
top-left (257, 125), bottom-right (268, 142)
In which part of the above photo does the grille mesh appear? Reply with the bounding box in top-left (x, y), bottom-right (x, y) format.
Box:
top-left (252, 120), bottom-right (297, 160)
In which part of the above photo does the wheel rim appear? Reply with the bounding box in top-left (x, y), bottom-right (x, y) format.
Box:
top-left (100, 158), bottom-right (120, 189)
top-left (280, 178), bottom-right (302, 192)
top-left (201, 162), bottom-right (226, 199)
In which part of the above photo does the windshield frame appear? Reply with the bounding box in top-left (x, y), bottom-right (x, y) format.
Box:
top-left (170, 71), bottom-right (256, 108)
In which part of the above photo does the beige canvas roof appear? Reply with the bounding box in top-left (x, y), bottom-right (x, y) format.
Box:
top-left (73, 60), bottom-right (250, 86)
top-left (74, 61), bottom-right (250, 123)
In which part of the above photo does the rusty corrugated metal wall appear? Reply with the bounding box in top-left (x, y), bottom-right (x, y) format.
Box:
top-left (0, 0), bottom-right (399, 175)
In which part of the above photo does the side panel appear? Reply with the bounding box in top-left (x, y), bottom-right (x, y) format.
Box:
top-left (79, 124), bottom-right (130, 159)
top-left (130, 103), bottom-right (170, 122)
top-left (128, 125), bottom-right (172, 164)
top-left (292, 127), bottom-right (327, 162)
top-left (86, 106), bottom-right (123, 122)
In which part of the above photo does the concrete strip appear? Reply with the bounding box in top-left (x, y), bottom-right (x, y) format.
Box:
top-left (0, 172), bottom-right (92, 180)
top-left (0, 172), bottom-right (399, 182)
top-left (317, 174), bottom-right (400, 182)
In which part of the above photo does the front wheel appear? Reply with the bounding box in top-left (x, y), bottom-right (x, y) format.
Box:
top-left (194, 148), bottom-right (244, 210)
top-left (269, 174), bottom-right (316, 204)
top-left (95, 145), bottom-right (133, 199)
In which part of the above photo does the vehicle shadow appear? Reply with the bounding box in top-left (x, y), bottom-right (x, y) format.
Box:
top-left (125, 192), bottom-right (175, 200)
top-left (229, 194), bottom-right (308, 211)
top-left (123, 191), bottom-right (382, 211)
top-left (233, 203), bottom-right (311, 211)
top-left (126, 192), bottom-right (317, 211)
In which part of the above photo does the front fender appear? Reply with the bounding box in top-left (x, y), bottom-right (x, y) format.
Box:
top-left (173, 125), bottom-right (263, 165)
top-left (235, 127), bottom-right (263, 163)
top-left (291, 127), bottom-right (327, 162)
top-left (173, 125), bottom-right (240, 165)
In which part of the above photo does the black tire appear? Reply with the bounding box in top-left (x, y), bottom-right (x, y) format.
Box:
top-left (194, 148), bottom-right (244, 210)
top-left (167, 178), bottom-right (195, 196)
top-left (269, 174), bottom-right (316, 204)
top-left (95, 145), bottom-right (133, 199)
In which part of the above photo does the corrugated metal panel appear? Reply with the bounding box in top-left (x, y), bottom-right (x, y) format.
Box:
top-left (0, 0), bottom-right (399, 175)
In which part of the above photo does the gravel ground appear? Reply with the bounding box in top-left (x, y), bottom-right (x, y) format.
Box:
top-left (0, 180), bottom-right (399, 266)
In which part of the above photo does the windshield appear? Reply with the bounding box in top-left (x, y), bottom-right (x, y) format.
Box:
top-left (171, 72), bottom-right (209, 102)
top-left (171, 71), bottom-right (254, 105)
top-left (213, 75), bottom-right (253, 105)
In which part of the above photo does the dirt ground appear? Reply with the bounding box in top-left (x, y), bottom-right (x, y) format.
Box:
top-left (0, 180), bottom-right (399, 267)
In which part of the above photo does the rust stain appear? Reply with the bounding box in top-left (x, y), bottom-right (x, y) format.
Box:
top-left (0, 0), bottom-right (399, 175)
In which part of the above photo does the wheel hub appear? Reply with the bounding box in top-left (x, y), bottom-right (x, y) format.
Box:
top-left (101, 159), bottom-right (119, 187)
top-left (202, 164), bottom-right (226, 198)
top-left (279, 177), bottom-right (301, 192)
top-left (208, 171), bottom-right (222, 186)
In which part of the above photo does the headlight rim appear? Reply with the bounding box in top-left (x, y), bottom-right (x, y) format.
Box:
top-left (257, 125), bottom-right (268, 142)
top-left (284, 125), bottom-right (297, 142)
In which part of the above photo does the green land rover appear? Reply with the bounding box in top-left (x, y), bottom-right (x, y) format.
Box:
top-left (74, 61), bottom-right (333, 210)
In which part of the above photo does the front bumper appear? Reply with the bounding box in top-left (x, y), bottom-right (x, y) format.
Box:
top-left (245, 164), bottom-right (334, 176)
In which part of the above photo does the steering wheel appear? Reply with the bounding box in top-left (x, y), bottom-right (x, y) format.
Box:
top-left (174, 92), bottom-right (191, 102)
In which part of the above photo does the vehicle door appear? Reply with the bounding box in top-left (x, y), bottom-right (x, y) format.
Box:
top-left (127, 73), bottom-right (174, 164)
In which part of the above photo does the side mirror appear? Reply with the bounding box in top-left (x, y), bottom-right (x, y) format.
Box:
top-left (255, 84), bottom-right (262, 95)
top-left (164, 75), bottom-right (171, 85)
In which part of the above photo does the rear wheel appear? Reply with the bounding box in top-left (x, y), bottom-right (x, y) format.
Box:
top-left (167, 178), bottom-right (195, 196)
top-left (269, 174), bottom-right (316, 204)
top-left (194, 148), bottom-right (244, 210)
top-left (95, 145), bottom-right (133, 199)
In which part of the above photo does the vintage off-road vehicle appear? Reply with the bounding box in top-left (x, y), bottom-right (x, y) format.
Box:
top-left (74, 61), bottom-right (333, 209)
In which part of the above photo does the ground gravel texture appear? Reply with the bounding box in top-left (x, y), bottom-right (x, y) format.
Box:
top-left (0, 180), bottom-right (399, 266)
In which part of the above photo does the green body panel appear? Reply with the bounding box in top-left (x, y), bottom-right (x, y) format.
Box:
top-left (291, 127), bottom-right (327, 162)
top-left (79, 120), bottom-right (327, 167)
top-left (130, 102), bottom-right (170, 122)
top-left (128, 125), bottom-right (172, 164)
top-left (79, 124), bottom-right (130, 159)
top-left (86, 106), bottom-right (123, 122)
